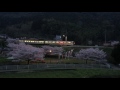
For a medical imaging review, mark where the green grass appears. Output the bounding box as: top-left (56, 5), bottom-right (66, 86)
top-left (0, 57), bottom-right (8, 62)
top-left (0, 69), bottom-right (120, 78)
top-left (0, 57), bottom-right (11, 65)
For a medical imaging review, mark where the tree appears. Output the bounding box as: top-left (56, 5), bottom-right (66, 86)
top-left (0, 38), bottom-right (7, 54)
top-left (75, 48), bottom-right (107, 64)
top-left (7, 38), bottom-right (44, 64)
top-left (42, 45), bottom-right (63, 55)
top-left (111, 43), bottom-right (120, 65)
top-left (111, 41), bottom-right (119, 46)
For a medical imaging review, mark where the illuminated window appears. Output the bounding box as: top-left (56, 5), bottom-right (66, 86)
top-left (56, 41), bottom-right (59, 43)
top-left (45, 41), bottom-right (48, 43)
top-left (52, 41), bottom-right (54, 43)
top-left (39, 41), bottom-right (44, 43)
top-left (60, 41), bottom-right (63, 43)
top-left (49, 41), bottom-right (52, 43)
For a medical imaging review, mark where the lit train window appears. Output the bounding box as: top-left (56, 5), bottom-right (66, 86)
top-left (52, 41), bottom-right (55, 43)
top-left (56, 41), bottom-right (59, 43)
top-left (45, 41), bottom-right (48, 43)
top-left (60, 41), bottom-right (63, 43)
top-left (49, 41), bottom-right (52, 43)
top-left (39, 41), bottom-right (44, 43)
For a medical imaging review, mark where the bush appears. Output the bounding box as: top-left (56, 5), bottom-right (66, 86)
top-left (111, 43), bottom-right (120, 65)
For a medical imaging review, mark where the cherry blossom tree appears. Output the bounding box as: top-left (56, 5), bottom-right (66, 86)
top-left (75, 48), bottom-right (107, 64)
top-left (111, 41), bottom-right (119, 46)
top-left (41, 45), bottom-right (54, 55)
top-left (6, 38), bottom-right (19, 44)
top-left (42, 45), bottom-right (63, 55)
top-left (41, 45), bottom-right (64, 60)
top-left (7, 38), bottom-right (44, 64)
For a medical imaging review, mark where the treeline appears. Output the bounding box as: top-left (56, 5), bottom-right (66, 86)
top-left (0, 12), bottom-right (120, 45)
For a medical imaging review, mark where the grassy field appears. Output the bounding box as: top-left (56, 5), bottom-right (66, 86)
top-left (0, 68), bottom-right (120, 78)
top-left (0, 47), bottom-right (118, 78)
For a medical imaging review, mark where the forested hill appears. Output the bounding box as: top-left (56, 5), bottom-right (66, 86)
top-left (0, 12), bottom-right (120, 45)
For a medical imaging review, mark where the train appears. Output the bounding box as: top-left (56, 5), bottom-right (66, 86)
top-left (19, 39), bottom-right (75, 46)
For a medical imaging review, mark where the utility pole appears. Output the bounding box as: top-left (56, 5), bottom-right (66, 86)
top-left (65, 36), bottom-right (67, 41)
top-left (65, 29), bottom-right (67, 41)
top-left (105, 29), bottom-right (106, 43)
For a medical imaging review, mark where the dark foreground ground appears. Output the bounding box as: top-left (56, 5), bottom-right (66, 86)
top-left (0, 68), bottom-right (120, 78)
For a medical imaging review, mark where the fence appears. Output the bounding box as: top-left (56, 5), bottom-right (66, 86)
top-left (0, 64), bottom-right (109, 72)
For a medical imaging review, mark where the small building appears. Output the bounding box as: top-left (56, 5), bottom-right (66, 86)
top-left (54, 35), bottom-right (62, 41)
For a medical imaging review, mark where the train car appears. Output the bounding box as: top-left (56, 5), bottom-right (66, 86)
top-left (44, 40), bottom-right (75, 46)
top-left (19, 40), bottom-right (75, 46)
